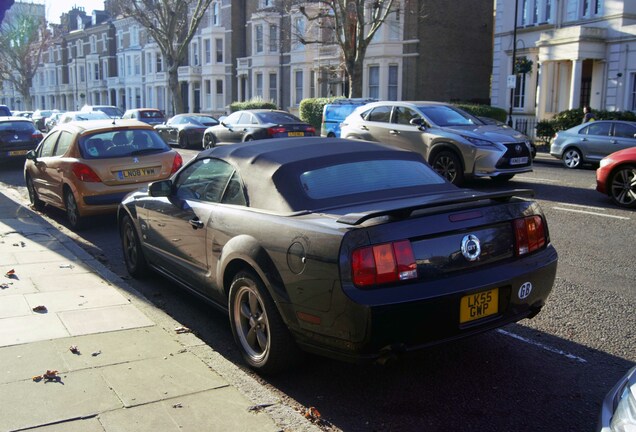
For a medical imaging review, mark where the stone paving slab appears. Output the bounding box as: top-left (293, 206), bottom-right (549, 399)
top-left (98, 386), bottom-right (280, 432)
top-left (100, 352), bottom-right (228, 407)
top-left (0, 293), bottom-right (32, 318)
top-left (59, 304), bottom-right (154, 336)
top-left (30, 272), bottom-right (114, 293)
top-left (24, 286), bottom-right (130, 313)
top-left (0, 368), bottom-right (123, 432)
top-left (0, 313), bottom-right (70, 347)
top-left (11, 247), bottom-right (82, 264)
top-left (32, 418), bottom-right (106, 432)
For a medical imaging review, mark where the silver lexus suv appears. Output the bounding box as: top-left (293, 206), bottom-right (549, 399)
top-left (340, 101), bottom-right (533, 185)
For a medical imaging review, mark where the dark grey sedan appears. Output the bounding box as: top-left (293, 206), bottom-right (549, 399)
top-left (155, 113), bottom-right (219, 149)
top-left (202, 109), bottom-right (315, 148)
top-left (550, 120), bottom-right (636, 169)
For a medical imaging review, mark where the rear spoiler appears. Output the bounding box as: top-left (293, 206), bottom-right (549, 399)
top-left (337, 189), bottom-right (535, 226)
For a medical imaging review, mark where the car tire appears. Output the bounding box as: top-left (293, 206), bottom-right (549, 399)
top-left (562, 148), bottom-right (582, 169)
top-left (243, 136), bottom-right (254, 142)
top-left (26, 175), bottom-right (44, 211)
top-left (120, 214), bottom-right (149, 277)
top-left (431, 151), bottom-right (464, 185)
top-left (203, 133), bottom-right (216, 149)
top-left (609, 165), bottom-right (636, 209)
top-left (64, 188), bottom-right (84, 230)
top-left (229, 270), bottom-right (298, 374)
top-left (178, 134), bottom-right (189, 149)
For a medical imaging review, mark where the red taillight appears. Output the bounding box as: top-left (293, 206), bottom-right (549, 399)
top-left (170, 153), bottom-right (183, 174)
top-left (32, 132), bottom-right (43, 141)
top-left (71, 163), bottom-right (102, 182)
top-left (305, 126), bottom-right (316, 135)
top-left (351, 240), bottom-right (418, 288)
top-left (514, 216), bottom-right (546, 256)
top-left (267, 126), bottom-right (287, 137)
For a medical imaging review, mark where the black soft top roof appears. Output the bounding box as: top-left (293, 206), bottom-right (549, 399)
top-left (197, 137), bottom-right (454, 213)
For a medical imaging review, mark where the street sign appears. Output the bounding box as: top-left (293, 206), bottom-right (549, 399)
top-left (507, 75), bottom-right (517, 89)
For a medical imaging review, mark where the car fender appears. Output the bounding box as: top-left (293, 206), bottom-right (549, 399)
top-left (428, 141), bottom-right (468, 172)
top-left (218, 234), bottom-right (289, 303)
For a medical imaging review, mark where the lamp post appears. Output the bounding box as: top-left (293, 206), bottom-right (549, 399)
top-left (507, 0), bottom-right (519, 127)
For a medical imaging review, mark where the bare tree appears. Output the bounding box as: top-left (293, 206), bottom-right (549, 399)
top-left (114, 0), bottom-right (214, 114)
top-left (0, 12), bottom-right (50, 110)
top-left (294, 0), bottom-right (399, 98)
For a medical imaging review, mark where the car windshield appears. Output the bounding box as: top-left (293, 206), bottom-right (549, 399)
top-left (186, 115), bottom-right (218, 126)
top-left (300, 159), bottom-right (445, 200)
top-left (256, 112), bottom-right (302, 123)
top-left (96, 107), bottom-right (122, 117)
top-left (79, 129), bottom-right (170, 159)
top-left (417, 105), bottom-right (480, 127)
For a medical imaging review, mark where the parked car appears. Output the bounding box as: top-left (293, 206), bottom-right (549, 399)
top-left (598, 365), bottom-right (636, 432)
top-left (44, 111), bottom-right (66, 132)
top-left (32, 109), bottom-right (55, 131)
top-left (340, 101), bottom-right (533, 185)
top-left (0, 117), bottom-right (43, 162)
top-left (550, 120), bottom-right (636, 169)
top-left (24, 119), bottom-right (183, 229)
top-left (596, 147), bottom-right (636, 209)
top-left (118, 137), bottom-right (558, 374)
top-left (80, 105), bottom-right (124, 118)
top-left (321, 98), bottom-right (376, 138)
top-left (155, 113), bottom-right (219, 149)
top-left (478, 116), bottom-right (537, 159)
top-left (57, 111), bottom-right (110, 125)
top-left (0, 105), bottom-right (11, 116)
top-left (202, 109), bottom-right (315, 148)
top-left (12, 110), bottom-right (34, 119)
top-left (122, 108), bottom-right (166, 126)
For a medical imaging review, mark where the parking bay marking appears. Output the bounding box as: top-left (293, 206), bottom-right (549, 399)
top-left (497, 329), bottom-right (588, 363)
top-left (552, 206), bottom-right (630, 220)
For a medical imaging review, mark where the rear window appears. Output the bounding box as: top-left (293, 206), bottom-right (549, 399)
top-left (140, 110), bottom-right (164, 119)
top-left (79, 129), bottom-right (171, 159)
top-left (0, 106), bottom-right (11, 116)
top-left (300, 160), bottom-right (445, 200)
top-left (256, 112), bottom-right (302, 123)
top-left (0, 120), bottom-right (36, 133)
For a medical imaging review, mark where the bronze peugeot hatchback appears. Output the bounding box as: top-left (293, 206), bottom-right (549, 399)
top-left (24, 119), bottom-right (183, 229)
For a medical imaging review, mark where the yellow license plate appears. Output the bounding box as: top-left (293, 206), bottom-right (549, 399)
top-left (118, 167), bottom-right (156, 179)
top-left (288, 132), bottom-right (304, 137)
top-left (9, 150), bottom-right (28, 156)
top-left (459, 288), bottom-right (499, 324)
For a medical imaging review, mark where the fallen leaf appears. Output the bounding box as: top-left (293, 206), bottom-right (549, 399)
top-left (175, 326), bottom-right (192, 334)
top-left (173, 403), bottom-right (183, 408)
top-left (91, 350), bottom-right (101, 357)
top-left (32, 375), bottom-right (43, 382)
top-left (32, 305), bottom-right (48, 313)
top-left (69, 345), bottom-right (80, 355)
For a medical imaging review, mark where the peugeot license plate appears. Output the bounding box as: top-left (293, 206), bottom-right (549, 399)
top-left (117, 167), bottom-right (156, 179)
top-left (459, 288), bottom-right (499, 324)
top-left (8, 150), bottom-right (28, 156)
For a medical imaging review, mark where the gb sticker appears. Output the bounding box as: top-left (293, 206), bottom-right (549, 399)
top-left (518, 282), bottom-right (533, 299)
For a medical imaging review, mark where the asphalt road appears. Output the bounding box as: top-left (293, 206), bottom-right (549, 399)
top-left (1, 152), bottom-right (634, 432)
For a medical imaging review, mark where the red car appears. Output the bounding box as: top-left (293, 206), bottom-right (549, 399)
top-left (596, 147), bottom-right (636, 208)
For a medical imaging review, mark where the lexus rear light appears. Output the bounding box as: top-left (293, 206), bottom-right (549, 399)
top-left (72, 163), bottom-right (102, 182)
top-left (267, 126), bottom-right (287, 137)
top-left (170, 153), bottom-right (183, 174)
top-left (514, 215), bottom-right (546, 256)
top-left (352, 240), bottom-right (418, 288)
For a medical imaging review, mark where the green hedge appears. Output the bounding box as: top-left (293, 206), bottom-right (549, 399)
top-left (229, 97), bottom-right (278, 113)
top-left (535, 108), bottom-right (636, 144)
top-left (299, 97), bottom-right (341, 130)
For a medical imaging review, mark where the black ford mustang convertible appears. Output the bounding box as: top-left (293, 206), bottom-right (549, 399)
top-left (118, 137), bottom-right (557, 374)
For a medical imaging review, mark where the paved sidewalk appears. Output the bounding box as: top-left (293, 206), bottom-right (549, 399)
top-left (0, 190), bottom-right (318, 432)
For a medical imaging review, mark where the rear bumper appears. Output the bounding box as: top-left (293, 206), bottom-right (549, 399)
top-left (291, 245), bottom-right (558, 363)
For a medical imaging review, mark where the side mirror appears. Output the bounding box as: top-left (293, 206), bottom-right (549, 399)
top-left (26, 150), bottom-right (37, 162)
top-left (410, 118), bottom-right (425, 128)
top-left (149, 179), bottom-right (173, 197)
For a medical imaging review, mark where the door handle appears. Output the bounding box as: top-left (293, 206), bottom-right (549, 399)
top-left (189, 218), bottom-right (204, 229)
top-left (610, 140), bottom-right (617, 144)
top-left (389, 130), bottom-right (399, 135)
top-left (360, 126), bottom-right (369, 131)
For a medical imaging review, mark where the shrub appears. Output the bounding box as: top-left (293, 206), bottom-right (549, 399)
top-left (456, 104), bottom-right (508, 123)
top-left (229, 97), bottom-right (277, 113)
top-left (535, 120), bottom-right (557, 144)
top-left (299, 97), bottom-right (340, 130)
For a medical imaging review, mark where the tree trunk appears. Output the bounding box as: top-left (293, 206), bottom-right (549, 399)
top-left (346, 57), bottom-right (365, 98)
top-left (167, 65), bottom-right (184, 115)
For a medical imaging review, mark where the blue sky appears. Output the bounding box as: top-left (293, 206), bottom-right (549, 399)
top-left (44, 0), bottom-right (106, 24)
